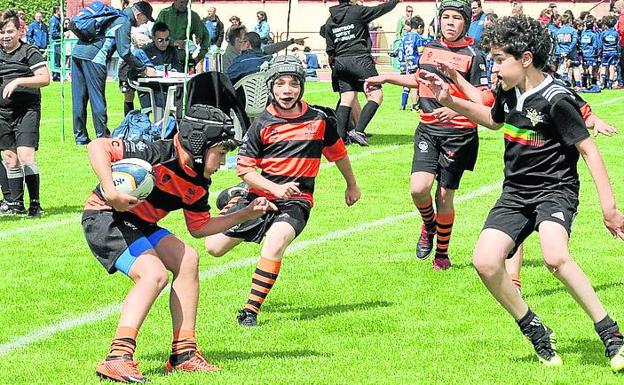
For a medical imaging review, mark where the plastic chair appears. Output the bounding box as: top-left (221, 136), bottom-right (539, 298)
top-left (233, 72), bottom-right (270, 119)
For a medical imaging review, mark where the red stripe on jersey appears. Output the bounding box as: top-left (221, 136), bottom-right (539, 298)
top-left (84, 192), bottom-right (111, 211)
top-left (420, 113), bottom-right (477, 129)
top-left (322, 140), bottom-right (347, 162)
top-left (130, 200), bottom-right (169, 223)
top-left (260, 120), bottom-right (326, 145)
top-left (259, 157), bottom-right (321, 178)
top-left (580, 103), bottom-right (592, 122)
top-left (184, 210), bottom-right (211, 232)
top-left (107, 138), bottom-right (125, 162)
top-left (153, 164), bottom-right (207, 205)
top-left (418, 47), bottom-right (473, 73)
top-left (237, 155), bottom-right (259, 176)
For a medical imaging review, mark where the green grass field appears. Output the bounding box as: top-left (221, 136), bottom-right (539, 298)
top-left (1, 81), bottom-right (624, 384)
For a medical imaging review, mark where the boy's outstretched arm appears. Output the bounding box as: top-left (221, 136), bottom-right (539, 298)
top-left (365, 73), bottom-right (419, 92)
top-left (334, 156), bottom-right (361, 206)
top-left (190, 197), bottom-right (277, 238)
top-left (576, 137), bottom-right (624, 239)
top-left (418, 70), bottom-right (502, 130)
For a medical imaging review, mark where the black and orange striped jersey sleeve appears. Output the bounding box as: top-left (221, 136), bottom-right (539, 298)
top-left (237, 120), bottom-right (263, 176)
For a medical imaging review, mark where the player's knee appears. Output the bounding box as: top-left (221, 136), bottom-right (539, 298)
top-left (205, 240), bottom-right (228, 257)
top-left (543, 253), bottom-right (569, 273)
top-left (472, 253), bottom-right (498, 278)
top-left (142, 267), bottom-right (169, 291)
top-left (410, 184), bottom-right (430, 199)
top-left (180, 246), bottom-right (199, 275)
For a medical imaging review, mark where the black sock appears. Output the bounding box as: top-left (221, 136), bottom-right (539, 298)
top-left (517, 308), bottom-right (542, 334)
top-left (23, 163), bottom-right (40, 204)
top-left (6, 166), bottom-right (24, 205)
top-left (595, 315), bottom-right (617, 334)
top-left (354, 100), bottom-right (380, 133)
top-left (124, 101), bottom-right (134, 116)
top-left (0, 161), bottom-right (9, 200)
top-left (336, 105), bottom-right (352, 139)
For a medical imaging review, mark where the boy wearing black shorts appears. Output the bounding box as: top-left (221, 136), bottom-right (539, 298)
top-left (324, 0), bottom-right (400, 146)
top-left (84, 106), bottom-right (275, 382)
top-left (204, 56), bottom-right (361, 327)
top-left (421, 15), bottom-right (624, 370)
top-left (0, 11), bottom-right (50, 216)
top-left (365, 0), bottom-right (493, 270)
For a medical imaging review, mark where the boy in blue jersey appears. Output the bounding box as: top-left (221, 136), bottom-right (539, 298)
top-left (556, 14), bottom-right (581, 88)
top-left (598, 15), bottom-right (621, 89)
top-left (421, 14), bottom-right (624, 371)
top-left (399, 16), bottom-right (428, 111)
top-left (580, 16), bottom-right (600, 90)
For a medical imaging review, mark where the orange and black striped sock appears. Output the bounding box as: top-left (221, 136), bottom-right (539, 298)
top-left (416, 197), bottom-right (436, 231)
top-left (435, 211), bottom-right (455, 259)
top-left (171, 329), bottom-right (197, 357)
top-left (244, 257), bottom-right (282, 314)
top-left (107, 326), bottom-right (138, 359)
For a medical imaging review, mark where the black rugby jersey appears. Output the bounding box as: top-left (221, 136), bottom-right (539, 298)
top-left (491, 75), bottom-right (590, 196)
top-left (0, 42), bottom-right (47, 107)
top-left (415, 37), bottom-right (490, 136)
top-left (84, 136), bottom-right (212, 233)
top-left (237, 101), bottom-right (347, 206)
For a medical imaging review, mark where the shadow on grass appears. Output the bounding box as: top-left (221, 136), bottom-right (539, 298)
top-left (367, 134), bottom-right (414, 146)
top-left (514, 338), bottom-right (605, 367)
top-left (263, 300), bottom-right (393, 321)
top-left (141, 349), bottom-right (324, 375)
top-left (0, 204), bottom-right (83, 223)
top-left (526, 281), bottom-right (624, 299)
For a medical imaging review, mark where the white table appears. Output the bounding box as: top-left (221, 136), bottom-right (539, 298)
top-left (130, 76), bottom-right (192, 138)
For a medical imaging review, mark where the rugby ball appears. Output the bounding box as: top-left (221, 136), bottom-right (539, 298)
top-left (101, 158), bottom-right (155, 200)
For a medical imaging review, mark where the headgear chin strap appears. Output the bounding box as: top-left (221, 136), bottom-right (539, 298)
top-left (438, 0), bottom-right (472, 41)
top-left (178, 105), bottom-right (239, 173)
top-left (262, 55), bottom-right (306, 110)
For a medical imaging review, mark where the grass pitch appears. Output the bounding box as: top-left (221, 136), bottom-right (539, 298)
top-left (1, 82), bottom-right (624, 384)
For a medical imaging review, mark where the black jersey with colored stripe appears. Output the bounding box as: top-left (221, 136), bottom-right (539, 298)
top-left (416, 38), bottom-right (489, 136)
top-left (84, 136), bottom-right (212, 233)
top-left (236, 102), bottom-right (347, 206)
top-left (491, 75), bottom-right (590, 197)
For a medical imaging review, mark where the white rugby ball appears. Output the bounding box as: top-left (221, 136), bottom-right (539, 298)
top-left (101, 158), bottom-right (155, 200)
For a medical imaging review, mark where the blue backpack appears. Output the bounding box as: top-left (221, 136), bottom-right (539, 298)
top-left (112, 111), bottom-right (177, 144)
top-left (69, 1), bottom-right (123, 42)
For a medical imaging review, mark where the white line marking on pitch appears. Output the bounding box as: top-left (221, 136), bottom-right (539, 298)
top-left (0, 145), bottom-right (408, 239)
top-left (0, 181), bottom-right (501, 357)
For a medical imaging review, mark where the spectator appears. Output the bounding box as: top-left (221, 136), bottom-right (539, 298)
top-left (49, 5), bottom-right (61, 81)
top-left (303, 46), bottom-right (320, 78)
top-left (0, 10), bottom-right (51, 217)
top-left (549, 2), bottom-right (559, 16)
top-left (226, 15), bottom-right (241, 38)
top-left (563, 10), bottom-right (575, 21)
top-left (599, 15), bottom-right (620, 88)
top-left (226, 31), bottom-right (272, 84)
top-left (203, 7), bottom-right (224, 49)
top-left (511, 2), bottom-right (523, 16)
top-left (156, 0), bottom-right (211, 73)
top-left (71, 1), bottom-right (155, 145)
top-left (253, 11), bottom-right (271, 47)
top-left (291, 46), bottom-right (305, 62)
top-left (17, 10), bottom-right (26, 42)
top-left (396, 5), bottom-right (413, 39)
top-left (555, 14), bottom-right (581, 87)
top-left (222, 24), bottom-right (247, 72)
top-left (537, 8), bottom-right (553, 26)
top-left (27, 11), bottom-right (48, 51)
top-left (133, 22), bottom-right (183, 110)
top-left (468, 0), bottom-right (486, 45)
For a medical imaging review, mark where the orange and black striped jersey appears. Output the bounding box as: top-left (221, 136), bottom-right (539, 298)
top-left (416, 37), bottom-right (491, 136)
top-left (237, 101), bottom-right (347, 206)
top-left (83, 135), bottom-right (212, 233)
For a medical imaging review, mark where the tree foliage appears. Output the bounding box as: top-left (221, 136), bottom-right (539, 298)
top-left (0, 0), bottom-right (60, 22)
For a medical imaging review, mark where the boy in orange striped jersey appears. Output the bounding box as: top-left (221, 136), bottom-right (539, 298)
top-left (205, 55), bottom-right (361, 326)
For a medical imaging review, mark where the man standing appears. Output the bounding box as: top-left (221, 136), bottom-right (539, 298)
top-left (49, 5), bottom-right (61, 81)
top-left (468, 0), bottom-right (486, 45)
top-left (156, 0), bottom-right (210, 72)
top-left (396, 5), bottom-right (413, 39)
top-left (203, 7), bottom-right (224, 49)
top-left (615, 0), bottom-right (624, 87)
top-left (27, 12), bottom-right (48, 51)
top-left (226, 32), bottom-right (272, 84)
top-left (325, 0), bottom-right (401, 146)
top-left (71, 1), bottom-right (155, 145)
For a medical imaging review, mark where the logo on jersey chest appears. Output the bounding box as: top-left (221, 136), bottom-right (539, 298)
top-left (525, 108), bottom-right (545, 127)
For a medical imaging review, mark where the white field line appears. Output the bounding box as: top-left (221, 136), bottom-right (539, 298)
top-left (0, 144), bottom-right (408, 239)
top-left (0, 180), bottom-right (501, 357)
top-left (593, 95), bottom-right (624, 107)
